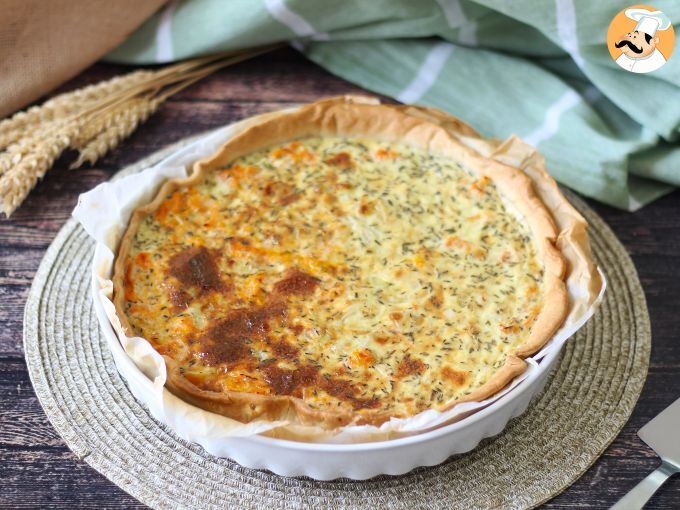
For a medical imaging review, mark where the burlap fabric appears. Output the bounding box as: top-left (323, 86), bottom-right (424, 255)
top-left (0, 0), bottom-right (164, 118)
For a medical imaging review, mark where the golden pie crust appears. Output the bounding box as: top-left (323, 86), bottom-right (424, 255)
top-left (112, 96), bottom-right (600, 434)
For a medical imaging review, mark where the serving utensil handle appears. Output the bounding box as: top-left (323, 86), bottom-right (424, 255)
top-left (611, 460), bottom-right (678, 509)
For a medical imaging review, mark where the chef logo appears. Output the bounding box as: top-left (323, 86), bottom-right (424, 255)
top-left (607, 5), bottom-right (674, 73)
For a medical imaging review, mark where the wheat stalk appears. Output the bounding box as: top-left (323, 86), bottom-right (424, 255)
top-left (70, 98), bottom-right (144, 149)
top-left (0, 44), bottom-right (281, 217)
top-left (70, 96), bottom-right (162, 169)
top-left (0, 119), bottom-right (81, 216)
top-left (0, 70), bottom-right (156, 151)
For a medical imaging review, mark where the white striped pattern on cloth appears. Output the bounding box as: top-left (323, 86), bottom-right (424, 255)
top-left (556, 0), bottom-right (585, 68)
top-left (103, 0), bottom-right (680, 210)
top-left (436, 0), bottom-right (478, 45)
top-left (628, 194), bottom-right (643, 211)
top-left (155, 0), bottom-right (178, 63)
top-left (264, 0), bottom-right (329, 40)
top-left (396, 41), bottom-right (454, 104)
top-left (523, 89), bottom-right (581, 146)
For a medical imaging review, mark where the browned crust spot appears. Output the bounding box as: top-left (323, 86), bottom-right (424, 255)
top-left (261, 363), bottom-right (318, 396)
top-left (197, 302), bottom-right (285, 366)
top-left (396, 355), bottom-right (426, 379)
top-left (168, 246), bottom-right (228, 294)
top-left (324, 151), bottom-right (353, 169)
top-left (272, 268), bottom-right (320, 297)
top-left (441, 366), bottom-right (471, 387)
top-left (168, 287), bottom-right (191, 312)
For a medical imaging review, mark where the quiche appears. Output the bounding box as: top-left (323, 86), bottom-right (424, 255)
top-left (113, 96), bottom-right (588, 432)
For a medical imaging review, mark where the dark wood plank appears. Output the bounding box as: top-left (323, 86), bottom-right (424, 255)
top-left (0, 358), bottom-right (66, 448)
top-left (1, 448), bottom-right (146, 509)
top-left (1, 48), bottom-right (679, 508)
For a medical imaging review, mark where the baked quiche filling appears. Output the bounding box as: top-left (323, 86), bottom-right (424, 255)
top-left (121, 137), bottom-right (545, 420)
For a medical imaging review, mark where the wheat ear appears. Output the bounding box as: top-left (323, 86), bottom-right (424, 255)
top-left (70, 96), bottom-right (162, 169)
top-left (0, 119), bottom-right (82, 216)
top-left (0, 70), bottom-right (156, 151)
top-left (0, 44), bottom-right (281, 217)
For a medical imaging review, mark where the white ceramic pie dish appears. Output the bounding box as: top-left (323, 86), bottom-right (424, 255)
top-left (91, 271), bottom-right (603, 480)
top-left (81, 110), bottom-right (606, 480)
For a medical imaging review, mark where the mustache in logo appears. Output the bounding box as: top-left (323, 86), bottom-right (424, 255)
top-left (615, 39), bottom-right (643, 54)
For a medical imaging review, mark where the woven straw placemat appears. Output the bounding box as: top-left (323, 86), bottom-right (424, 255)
top-left (24, 140), bottom-right (651, 509)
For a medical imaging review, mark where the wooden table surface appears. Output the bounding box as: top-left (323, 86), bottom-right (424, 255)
top-left (1, 48), bottom-right (679, 509)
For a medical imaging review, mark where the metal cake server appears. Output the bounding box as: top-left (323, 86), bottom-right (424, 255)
top-left (611, 397), bottom-right (680, 509)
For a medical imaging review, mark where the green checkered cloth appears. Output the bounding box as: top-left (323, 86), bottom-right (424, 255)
top-left (108, 0), bottom-right (680, 210)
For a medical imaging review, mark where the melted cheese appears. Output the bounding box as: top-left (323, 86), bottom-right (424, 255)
top-left (122, 137), bottom-right (544, 418)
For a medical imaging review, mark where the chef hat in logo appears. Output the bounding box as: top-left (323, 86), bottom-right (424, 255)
top-left (625, 8), bottom-right (672, 36)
